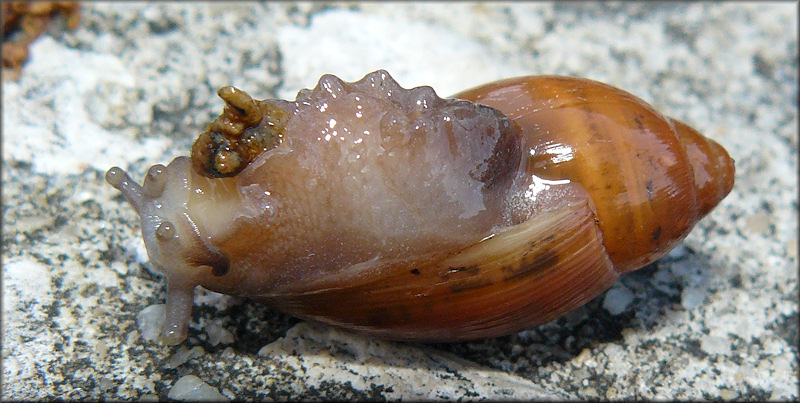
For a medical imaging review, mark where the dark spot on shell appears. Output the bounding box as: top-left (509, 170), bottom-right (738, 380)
top-left (652, 225), bottom-right (662, 241)
top-left (503, 249), bottom-right (559, 282)
top-left (634, 115), bottom-right (645, 131)
top-left (365, 307), bottom-right (393, 327)
top-left (445, 266), bottom-right (479, 276)
top-left (449, 278), bottom-right (493, 293)
top-left (365, 306), bottom-right (411, 327)
top-left (645, 180), bottom-right (654, 198)
top-left (439, 266), bottom-right (489, 292)
top-left (410, 268), bottom-right (421, 275)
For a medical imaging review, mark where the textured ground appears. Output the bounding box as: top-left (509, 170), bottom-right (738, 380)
top-left (3, 3), bottom-right (797, 400)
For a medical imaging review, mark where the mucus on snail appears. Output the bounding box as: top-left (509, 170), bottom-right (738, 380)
top-left (106, 69), bottom-right (735, 345)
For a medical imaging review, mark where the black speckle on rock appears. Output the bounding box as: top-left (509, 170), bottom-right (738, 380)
top-left (53, 214), bottom-right (68, 229)
top-left (752, 53), bottom-right (774, 78)
top-left (213, 302), bottom-right (300, 355)
top-left (12, 160), bottom-right (32, 170)
top-left (682, 337), bottom-right (708, 359)
top-left (768, 312), bottom-right (799, 351)
top-left (729, 273), bottom-right (743, 288)
top-left (300, 380), bottom-right (388, 401)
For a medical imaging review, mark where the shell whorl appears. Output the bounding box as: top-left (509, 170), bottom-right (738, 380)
top-left (454, 76), bottom-right (735, 272)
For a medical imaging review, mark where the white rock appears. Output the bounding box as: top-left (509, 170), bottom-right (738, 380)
top-left (276, 9), bottom-right (527, 100)
top-left (257, 321), bottom-right (567, 400)
top-left (165, 346), bottom-right (205, 369)
top-left (2, 37), bottom-right (169, 175)
top-left (206, 323), bottom-right (235, 346)
top-left (167, 375), bottom-right (228, 401)
top-left (603, 285), bottom-right (635, 315)
top-left (137, 304), bottom-right (166, 342)
top-left (700, 334), bottom-right (732, 356)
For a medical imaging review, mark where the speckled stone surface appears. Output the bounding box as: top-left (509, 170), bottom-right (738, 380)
top-left (3, 3), bottom-right (797, 400)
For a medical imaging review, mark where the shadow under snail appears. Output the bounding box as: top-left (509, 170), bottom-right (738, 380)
top-left (106, 70), bottom-right (735, 345)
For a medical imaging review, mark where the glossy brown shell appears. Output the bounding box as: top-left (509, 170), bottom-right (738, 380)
top-left (456, 76), bottom-right (735, 273)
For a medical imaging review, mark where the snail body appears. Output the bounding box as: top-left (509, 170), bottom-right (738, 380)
top-left (106, 70), bottom-right (734, 345)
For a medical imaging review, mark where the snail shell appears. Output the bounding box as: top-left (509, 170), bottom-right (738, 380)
top-left (106, 70), bottom-right (734, 345)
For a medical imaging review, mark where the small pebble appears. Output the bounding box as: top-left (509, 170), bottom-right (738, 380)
top-left (167, 375), bottom-right (228, 401)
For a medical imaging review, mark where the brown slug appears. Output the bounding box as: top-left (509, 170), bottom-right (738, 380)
top-left (106, 70), bottom-right (734, 345)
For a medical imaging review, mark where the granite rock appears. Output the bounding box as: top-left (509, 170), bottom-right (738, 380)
top-left (3, 3), bottom-right (796, 400)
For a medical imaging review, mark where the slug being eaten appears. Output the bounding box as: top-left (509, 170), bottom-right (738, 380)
top-left (106, 70), bottom-right (734, 345)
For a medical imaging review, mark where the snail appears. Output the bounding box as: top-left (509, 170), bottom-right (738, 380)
top-left (106, 70), bottom-right (734, 345)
